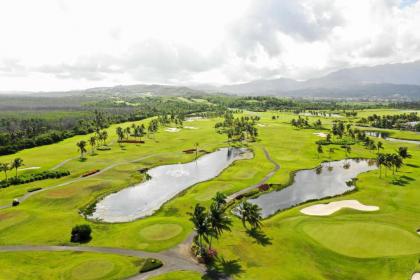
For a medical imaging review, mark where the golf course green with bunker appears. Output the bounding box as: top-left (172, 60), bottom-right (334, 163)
top-left (0, 109), bottom-right (419, 279)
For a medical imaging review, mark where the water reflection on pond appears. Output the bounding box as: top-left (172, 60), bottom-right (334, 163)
top-left (244, 159), bottom-right (377, 218)
top-left (89, 147), bottom-right (251, 222)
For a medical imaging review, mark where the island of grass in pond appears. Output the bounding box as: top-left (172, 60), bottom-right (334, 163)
top-left (89, 147), bottom-right (252, 222)
top-left (244, 159), bottom-right (377, 218)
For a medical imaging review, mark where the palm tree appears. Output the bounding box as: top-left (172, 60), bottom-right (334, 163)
top-left (89, 136), bottom-right (96, 155)
top-left (317, 144), bottom-right (323, 159)
top-left (207, 201), bottom-right (231, 249)
top-left (124, 127), bottom-right (131, 140)
top-left (116, 127), bottom-right (124, 144)
top-left (397, 147), bottom-right (411, 159)
top-left (391, 154), bottom-right (403, 174)
top-left (238, 201), bottom-right (262, 230)
top-left (188, 204), bottom-right (210, 255)
top-left (0, 162), bottom-right (10, 180)
top-left (195, 142), bottom-right (199, 160)
top-left (377, 153), bottom-right (385, 178)
top-left (102, 131), bottom-right (108, 145)
top-left (11, 158), bottom-right (24, 178)
top-left (212, 192), bottom-right (227, 208)
top-left (377, 141), bottom-right (383, 154)
top-left (76, 141), bottom-right (87, 159)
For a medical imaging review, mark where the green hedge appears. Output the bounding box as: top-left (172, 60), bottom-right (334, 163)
top-left (0, 170), bottom-right (70, 188)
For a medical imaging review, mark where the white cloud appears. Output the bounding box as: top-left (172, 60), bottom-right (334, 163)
top-left (0, 0), bottom-right (419, 91)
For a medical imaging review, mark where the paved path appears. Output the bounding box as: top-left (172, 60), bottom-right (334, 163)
top-left (227, 147), bottom-right (280, 202)
top-left (0, 152), bottom-right (181, 210)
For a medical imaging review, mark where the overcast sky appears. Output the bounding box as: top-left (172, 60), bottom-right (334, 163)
top-left (0, 0), bottom-right (419, 91)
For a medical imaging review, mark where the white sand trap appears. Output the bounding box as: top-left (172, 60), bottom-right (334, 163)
top-left (412, 273), bottom-right (420, 280)
top-left (19, 167), bottom-right (41, 171)
top-left (313, 132), bottom-right (327, 138)
top-left (300, 200), bottom-right (379, 216)
top-left (184, 126), bottom-right (198, 130)
top-left (257, 124), bottom-right (266, 127)
top-left (165, 128), bottom-right (180, 133)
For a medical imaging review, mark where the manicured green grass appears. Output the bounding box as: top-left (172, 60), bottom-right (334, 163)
top-left (0, 251), bottom-right (144, 280)
top-left (0, 110), bottom-right (419, 279)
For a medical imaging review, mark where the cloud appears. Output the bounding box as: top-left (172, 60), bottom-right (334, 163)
top-left (0, 0), bottom-right (419, 91)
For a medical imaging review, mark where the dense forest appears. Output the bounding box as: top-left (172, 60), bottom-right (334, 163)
top-left (357, 113), bottom-right (420, 131)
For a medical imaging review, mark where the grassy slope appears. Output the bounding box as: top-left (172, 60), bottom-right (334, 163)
top-left (0, 251), bottom-right (144, 280)
top-left (0, 109), bottom-right (419, 279)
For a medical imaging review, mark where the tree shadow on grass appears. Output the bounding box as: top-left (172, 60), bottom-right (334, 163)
top-left (391, 175), bottom-right (415, 186)
top-left (246, 228), bottom-right (272, 246)
top-left (406, 163), bottom-right (419, 168)
top-left (204, 256), bottom-right (244, 279)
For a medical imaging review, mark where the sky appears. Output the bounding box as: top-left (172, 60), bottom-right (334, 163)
top-left (0, 0), bottom-right (419, 91)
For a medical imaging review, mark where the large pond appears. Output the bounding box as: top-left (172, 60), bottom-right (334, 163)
top-left (89, 147), bottom-right (252, 222)
top-left (365, 131), bottom-right (420, 145)
top-left (243, 159), bottom-right (377, 218)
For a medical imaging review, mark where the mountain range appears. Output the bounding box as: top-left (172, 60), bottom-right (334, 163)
top-left (2, 61), bottom-right (420, 100)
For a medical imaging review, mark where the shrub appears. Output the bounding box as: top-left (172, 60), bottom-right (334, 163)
top-left (140, 258), bottom-right (163, 273)
top-left (97, 146), bottom-right (111, 151)
top-left (12, 199), bottom-right (20, 206)
top-left (70, 224), bottom-right (92, 243)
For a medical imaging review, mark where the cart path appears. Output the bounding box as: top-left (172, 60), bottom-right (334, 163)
top-left (0, 233), bottom-right (205, 279)
top-left (227, 146), bottom-right (280, 202)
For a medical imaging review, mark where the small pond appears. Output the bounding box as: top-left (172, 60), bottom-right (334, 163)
top-left (89, 147), bottom-right (252, 222)
top-left (242, 159), bottom-right (377, 218)
top-left (365, 131), bottom-right (420, 145)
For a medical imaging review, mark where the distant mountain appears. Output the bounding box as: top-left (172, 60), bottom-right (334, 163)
top-left (205, 61), bottom-right (420, 99)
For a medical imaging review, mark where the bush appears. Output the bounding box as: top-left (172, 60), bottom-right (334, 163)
top-left (70, 224), bottom-right (92, 243)
top-left (0, 169), bottom-right (70, 189)
top-left (81, 169), bottom-right (100, 177)
top-left (12, 199), bottom-right (20, 207)
top-left (97, 146), bottom-right (111, 151)
top-left (140, 258), bottom-right (163, 273)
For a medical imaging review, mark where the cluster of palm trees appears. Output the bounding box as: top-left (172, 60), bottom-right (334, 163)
top-left (188, 192), bottom-right (232, 258)
top-left (116, 124), bottom-right (146, 144)
top-left (215, 112), bottom-right (259, 143)
top-left (376, 147), bottom-right (410, 177)
top-left (0, 158), bottom-right (24, 181)
top-left (76, 130), bottom-right (109, 159)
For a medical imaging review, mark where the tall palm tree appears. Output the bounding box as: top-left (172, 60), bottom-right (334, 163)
top-left (391, 154), bottom-right (403, 174)
top-left (397, 147), bottom-right (411, 159)
top-left (76, 141), bottom-right (87, 159)
top-left (212, 192), bottom-right (227, 208)
top-left (377, 153), bottom-right (385, 178)
top-left (11, 158), bottom-right (24, 178)
top-left (188, 204), bottom-right (210, 255)
top-left (207, 201), bottom-right (231, 249)
top-left (238, 201), bottom-right (262, 230)
top-left (89, 136), bottom-right (96, 155)
top-left (195, 142), bottom-right (199, 160)
top-left (116, 127), bottom-right (124, 143)
top-left (124, 127), bottom-right (131, 140)
top-left (317, 144), bottom-right (323, 159)
top-left (377, 141), bottom-right (383, 154)
top-left (102, 131), bottom-right (108, 145)
top-left (0, 162), bottom-right (10, 180)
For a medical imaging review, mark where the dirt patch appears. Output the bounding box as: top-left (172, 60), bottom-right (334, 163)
top-left (46, 187), bottom-right (79, 198)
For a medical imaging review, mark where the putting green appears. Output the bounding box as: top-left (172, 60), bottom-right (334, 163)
top-left (140, 223), bottom-right (183, 241)
top-left (302, 222), bottom-right (420, 258)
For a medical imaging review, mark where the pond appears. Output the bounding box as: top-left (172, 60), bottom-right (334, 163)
top-left (89, 147), bottom-right (252, 222)
top-left (242, 159), bottom-right (377, 218)
top-left (365, 131), bottom-right (420, 145)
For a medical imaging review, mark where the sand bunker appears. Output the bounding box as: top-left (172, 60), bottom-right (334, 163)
top-left (165, 128), bottom-right (180, 133)
top-left (300, 200), bottom-right (379, 216)
top-left (184, 126), bottom-right (198, 129)
top-left (257, 124), bottom-right (266, 127)
top-left (19, 167), bottom-right (41, 171)
top-left (313, 132), bottom-right (327, 138)
top-left (412, 273), bottom-right (420, 280)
